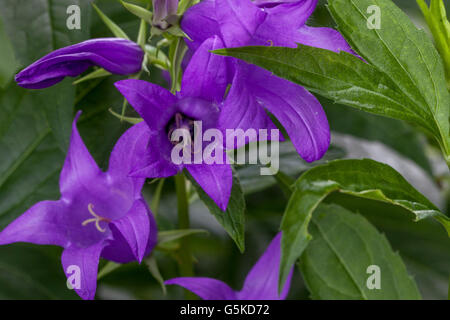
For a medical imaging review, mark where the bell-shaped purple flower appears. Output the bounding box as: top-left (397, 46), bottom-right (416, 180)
top-left (115, 36), bottom-right (245, 211)
top-left (165, 232), bottom-right (294, 300)
top-left (15, 38), bottom-right (144, 89)
top-left (152, 0), bottom-right (179, 29)
top-left (0, 112), bottom-right (157, 300)
top-left (181, 0), bottom-right (356, 162)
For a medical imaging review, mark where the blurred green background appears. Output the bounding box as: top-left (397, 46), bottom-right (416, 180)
top-left (0, 0), bottom-right (449, 300)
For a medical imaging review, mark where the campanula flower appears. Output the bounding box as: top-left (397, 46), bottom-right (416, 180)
top-left (165, 232), bottom-right (293, 299)
top-left (152, 0), bottom-right (179, 29)
top-left (15, 38), bottom-right (144, 89)
top-left (0, 112), bottom-right (157, 300)
top-left (115, 36), bottom-right (242, 210)
top-left (181, 0), bottom-right (355, 162)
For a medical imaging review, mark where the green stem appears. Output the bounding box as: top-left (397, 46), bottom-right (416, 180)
top-left (174, 173), bottom-right (195, 298)
top-left (151, 178), bottom-right (165, 216)
top-left (274, 170), bottom-right (294, 198)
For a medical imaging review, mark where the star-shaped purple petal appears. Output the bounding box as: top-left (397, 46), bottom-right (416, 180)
top-left (165, 232), bottom-right (293, 300)
top-left (0, 112), bottom-right (157, 300)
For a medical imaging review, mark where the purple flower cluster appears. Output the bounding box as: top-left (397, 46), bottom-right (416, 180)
top-left (2, 0), bottom-right (354, 300)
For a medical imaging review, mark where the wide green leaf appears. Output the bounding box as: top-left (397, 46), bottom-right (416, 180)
top-left (237, 142), bottom-right (345, 194)
top-left (328, 0), bottom-right (450, 159)
top-left (0, 244), bottom-right (78, 299)
top-left (300, 203), bottom-right (421, 300)
top-left (0, 0), bottom-right (92, 152)
top-left (215, 0), bottom-right (450, 164)
top-left (279, 158), bottom-right (450, 291)
top-left (329, 194), bottom-right (450, 299)
top-left (0, 0), bottom-right (91, 67)
top-left (0, 15), bottom-right (16, 88)
top-left (0, 84), bottom-right (63, 229)
top-left (186, 170), bottom-right (246, 253)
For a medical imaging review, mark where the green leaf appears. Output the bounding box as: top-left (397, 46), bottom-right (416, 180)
top-left (92, 2), bottom-right (130, 39)
top-left (0, 0), bottom-right (91, 67)
top-left (73, 68), bottom-right (112, 85)
top-left (215, 0), bottom-right (450, 164)
top-left (0, 0), bottom-right (92, 152)
top-left (121, 0), bottom-right (153, 24)
top-left (145, 45), bottom-right (171, 70)
top-left (214, 46), bottom-right (432, 138)
top-left (97, 261), bottom-right (121, 280)
top-left (236, 142), bottom-right (345, 194)
top-left (186, 170), bottom-right (246, 253)
top-left (36, 79), bottom-right (75, 152)
top-left (157, 229), bottom-right (208, 247)
top-left (279, 158), bottom-right (450, 292)
top-left (330, 194), bottom-right (450, 299)
top-left (328, 0), bottom-right (450, 161)
top-left (324, 101), bottom-right (432, 174)
top-left (0, 15), bottom-right (16, 88)
top-left (417, 0), bottom-right (450, 88)
top-left (300, 203), bottom-right (421, 300)
top-left (0, 244), bottom-right (78, 299)
top-left (0, 84), bottom-right (63, 229)
top-left (144, 256), bottom-right (166, 295)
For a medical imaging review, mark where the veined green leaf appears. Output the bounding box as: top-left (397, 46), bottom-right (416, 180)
top-left (279, 159), bottom-right (450, 292)
top-left (328, 0), bottom-right (450, 161)
top-left (215, 0), bottom-right (450, 164)
top-left (215, 45), bottom-right (434, 136)
top-left (300, 203), bottom-right (421, 300)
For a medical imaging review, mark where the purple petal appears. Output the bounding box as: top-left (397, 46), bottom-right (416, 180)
top-left (130, 156), bottom-right (181, 179)
top-left (165, 277), bottom-right (237, 300)
top-left (115, 79), bottom-right (177, 131)
top-left (153, 0), bottom-right (179, 27)
top-left (59, 111), bottom-right (102, 200)
top-left (252, 0), bottom-right (317, 47)
top-left (62, 242), bottom-right (107, 300)
top-left (247, 65), bottom-right (330, 162)
top-left (215, 0), bottom-right (267, 47)
top-left (181, 36), bottom-right (229, 103)
top-left (254, 0), bottom-right (300, 6)
top-left (186, 163), bottom-right (232, 211)
top-left (238, 232), bottom-right (293, 300)
top-left (181, 0), bottom-right (220, 51)
top-left (0, 200), bottom-right (69, 247)
top-left (219, 62), bottom-right (282, 149)
top-left (16, 38), bottom-right (144, 89)
top-left (115, 79), bottom-right (181, 178)
top-left (102, 199), bottom-right (157, 263)
top-left (295, 25), bottom-right (355, 54)
top-left (108, 122), bottom-right (151, 198)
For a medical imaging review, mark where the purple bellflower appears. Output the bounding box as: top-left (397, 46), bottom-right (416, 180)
top-left (165, 232), bottom-right (293, 300)
top-left (152, 0), bottom-right (179, 29)
top-left (15, 38), bottom-right (144, 89)
top-left (0, 112), bottom-right (157, 300)
top-left (181, 0), bottom-right (355, 162)
top-left (115, 36), bottom-right (242, 211)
